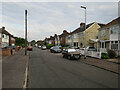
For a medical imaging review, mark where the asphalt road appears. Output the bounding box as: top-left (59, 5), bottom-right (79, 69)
top-left (28, 47), bottom-right (118, 88)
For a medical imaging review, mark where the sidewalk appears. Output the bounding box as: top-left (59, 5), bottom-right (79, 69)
top-left (2, 49), bottom-right (29, 88)
top-left (81, 56), bottom-right (119, 74)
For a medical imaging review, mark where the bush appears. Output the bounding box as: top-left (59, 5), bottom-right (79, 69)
top-left (107, 50), bottom-right (116, 58)
top-left (101, 53), bottom-right (110, 59)
top-left (46, 44), bottom-right (54, 49)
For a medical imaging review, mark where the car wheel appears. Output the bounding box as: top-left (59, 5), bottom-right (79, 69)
top-left (68, 56), bottom-right (71, 60)
top-left (63, 55), bottom-right (65, 58)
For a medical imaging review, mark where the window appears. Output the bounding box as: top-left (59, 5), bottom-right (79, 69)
top-left (102, 42), bottom-right (104, 48)
top-left (73, 33), bottom-right (78, 38)
top-left (80, 32), bottom-right (83, 38)
top-left (0, 33), bottom-right (1, 38)
top-left (74, 42), bottom-right (78, 47)
top-left (119, 41), bottom-right (120, 50)
top-left (111, 41), bottom-right (118, 50)
top-left (101, 30), bottom-right (105, 36)
top-left (110, 25), bottom-right (119, 34)
top-left (67, 35), bottom-right (71, 40)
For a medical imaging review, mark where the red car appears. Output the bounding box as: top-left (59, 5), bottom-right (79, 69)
top-left (27, 46), bottom-right (32, 51)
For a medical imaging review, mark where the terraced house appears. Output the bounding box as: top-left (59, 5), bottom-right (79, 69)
top-left (66, 22), bottom-right (105, 49)
top-left (98, 17), bottom-right (120, 55)
top-left (54, 30), bottom-right (69, 46)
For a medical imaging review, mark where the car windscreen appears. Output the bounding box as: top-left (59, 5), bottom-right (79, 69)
top-left (68, 49), bottom-right (76, 52)
top-left (54, 47), bottom-right (59, 49)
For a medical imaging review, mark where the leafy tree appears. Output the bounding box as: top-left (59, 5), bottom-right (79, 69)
top-left (15, 37), bottom-right (28, 47)
top-left (30, 40), bottom-right (36, 46)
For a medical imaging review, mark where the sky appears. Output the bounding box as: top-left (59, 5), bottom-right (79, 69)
top-left (1, 2), bottom-right (118, 41)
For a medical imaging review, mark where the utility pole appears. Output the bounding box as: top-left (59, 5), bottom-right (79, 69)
top-left (25, 10), bottom-right (27, 55)
top-left (81, 6), bottom-right (87, 59)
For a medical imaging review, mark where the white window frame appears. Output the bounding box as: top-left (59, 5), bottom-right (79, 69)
top-left (73, 33), bottom-right (78, 39)
top-left (101, 29), bottom-right (105, 36)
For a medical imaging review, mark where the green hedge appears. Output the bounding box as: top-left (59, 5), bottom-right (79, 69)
top-left (46, 44), bottom-right (54, 49)
top-left (101, 53), bottom-right (110, 59)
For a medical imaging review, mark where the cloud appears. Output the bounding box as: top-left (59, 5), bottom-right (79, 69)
top-left (1, 2), bottom-right (118, 41)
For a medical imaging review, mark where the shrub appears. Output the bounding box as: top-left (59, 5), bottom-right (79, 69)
top-left (107, 50), bottom-right (116, 58)
top-left (46, 44), bottom-right (54, 49)
top-left (101, 53), bottom-right (110, 59)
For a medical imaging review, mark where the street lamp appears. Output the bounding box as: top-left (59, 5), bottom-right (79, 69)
top-left (81, 6), bottom-right (87, 59)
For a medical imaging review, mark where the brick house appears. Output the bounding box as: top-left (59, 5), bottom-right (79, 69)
top-left (36, 40), bottom-right (44, 46)
top-left (48, 36), bottom-right (55, 45)
top-left (54, 30), bottom-right (69, 46)
top-left (65, 22), bottom-right (105, 48)
top-left (59, 30), bottom-right (69, 46)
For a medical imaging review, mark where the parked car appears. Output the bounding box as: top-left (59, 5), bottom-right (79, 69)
top-left (62, 48), bottom-right (81, 60)
top-left (81, 46), bottom-right (97, 51)
top-left (38, 45), bottom-right (41, 48)
top-left (55, 45), bottom-right (62, 50)
top-left (17, 46), bottom-right (21, 50)
top-left (41, 45), bottom-right (47, 50)
top-left (27, 45), bottom-right (33, 51)
top-left (50, 46), bottom-right (62, 53)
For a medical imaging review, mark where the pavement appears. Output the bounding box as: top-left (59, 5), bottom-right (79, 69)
top-left (28, 47), bottom-right (118, 88)
top-left (2, 49), bottom-right (29, 88)
top-left (80, 57), bottom-right (119, 74)
top-left (52, 50), bottom-right (119, 74)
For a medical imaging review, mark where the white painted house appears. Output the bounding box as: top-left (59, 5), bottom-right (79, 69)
top-left (0, 27), bottom-right (10, 48)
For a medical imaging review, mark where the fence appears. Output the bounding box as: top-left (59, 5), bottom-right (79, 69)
top-left (79, 50), bottom-right (101, 59)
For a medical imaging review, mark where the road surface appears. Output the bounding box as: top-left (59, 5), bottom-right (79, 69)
top-left (28, 47), bottom-right (118, 88)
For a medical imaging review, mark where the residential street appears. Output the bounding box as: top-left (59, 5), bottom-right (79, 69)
top-left (28, 47), bottom-right (118, 88)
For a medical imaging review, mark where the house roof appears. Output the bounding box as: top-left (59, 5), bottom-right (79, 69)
top-left (99, 17), bottom-right (120, 29)
top-left (59, 30), bottom-right (69, 38)
top-left (69, 22), bottom-right (105, 35)
top-left (0, 27), bottom-right (11, 35)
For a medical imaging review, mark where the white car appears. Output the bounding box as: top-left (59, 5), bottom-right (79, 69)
top-left (38, 45), bottom-right (41, 48)
top-left (41, 46), bottom-right (47, 50)
top-left (81, 46), bottom-right (97, 51)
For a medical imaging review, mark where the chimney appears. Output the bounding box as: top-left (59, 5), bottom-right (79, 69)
top-left (50, 36), bottom-right (52, 38)
top-left (80, 23), bottom-right (85, 27)
top-left (2, 26), bottom-right (5, 30)
top-left (54, 34), bottom-right (57, 37)
top-left (63, 30), bottom-right (68, 34)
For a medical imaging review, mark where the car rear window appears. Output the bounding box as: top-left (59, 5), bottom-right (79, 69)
top-left (89, 47), bottom-right (95, 49)
top-left (68, 49), bottom-right (76, 52)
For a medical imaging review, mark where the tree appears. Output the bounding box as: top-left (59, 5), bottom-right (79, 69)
top-left (30, 40), bottom-right (36, 46)
top-left (15, 37), bottom-right (27, 47)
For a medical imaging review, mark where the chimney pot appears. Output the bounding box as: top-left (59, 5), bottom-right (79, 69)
top-left (2, 26), bottom-right (5, 30)
top-left (80, 23), bottom-right (85, 27)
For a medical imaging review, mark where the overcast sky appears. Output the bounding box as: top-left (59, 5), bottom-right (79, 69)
top-left (1, 2), bottom-right (118, 41)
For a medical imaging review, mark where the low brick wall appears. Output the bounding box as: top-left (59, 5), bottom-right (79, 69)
top-left (1, 47), bottom-right (23, 56)
top-left (2, 49), bottom-right (13, 56)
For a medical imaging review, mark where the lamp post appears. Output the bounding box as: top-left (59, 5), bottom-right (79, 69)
top-left (81, 6), bottom-right (87, 59)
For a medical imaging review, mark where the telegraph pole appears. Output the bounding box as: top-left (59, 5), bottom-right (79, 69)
top-left (25, 10), bottom-right (27, 55)
top-left (81, 6), bottom-right (87, 59)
